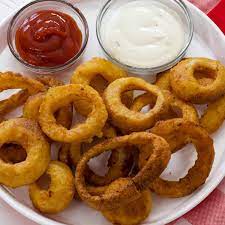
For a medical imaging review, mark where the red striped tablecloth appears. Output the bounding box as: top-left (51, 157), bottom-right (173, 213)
top-left (0, 1), bottom-right (224, 225)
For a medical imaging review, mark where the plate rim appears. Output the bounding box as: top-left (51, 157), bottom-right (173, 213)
top-left (0, 1), bottom-right (224, 225)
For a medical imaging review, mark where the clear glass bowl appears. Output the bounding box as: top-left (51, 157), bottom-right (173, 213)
top-left (7, 0), bottom-right (89, 74)
top-left (96, 0), bottom-right (194, 75)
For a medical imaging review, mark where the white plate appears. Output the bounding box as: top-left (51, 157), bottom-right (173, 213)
top-left (0, 1), bottom-right (224, 225)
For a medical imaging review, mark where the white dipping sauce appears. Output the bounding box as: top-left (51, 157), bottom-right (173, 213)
top-left (101, 0), bottom-right (185, 68)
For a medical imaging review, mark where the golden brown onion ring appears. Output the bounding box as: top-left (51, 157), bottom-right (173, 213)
top-left (155, 67), bottom-right (213, 90)
top-left (147, 119), bottom-right (215, 197)
top-left (102, 190), bottom-right (152, 225)
top-left (0, 118), bottom-right (50, 188)
top-left (29, 161), bottom-right (75, 214)
top-left (75, 132), bottom-right (170, 210)
top-left (39, 84), bottom-right (108, 143)
top-left (200, 94), bottom-right (225, 133)
top-left (103, 77), bottom-right (168, 132)
top-left (0, 72), bottom-right (45, 117)
top-left (0, 72), bottom-right (45, 95)
top-left (59, 124), bottom-right (133, 186)
top-left (71, 58), bottom-right (133, 115)
top-left (131, 90), bottom-right (199, 123)
top-left (155, 69), bottom-right (222, 133)
top-left (36, 75), bottom-right (63, 88)
top-left (23, 92), bottom-right (72, 129)
top-left (155, 70), bottom-right (171, 91)
top-left (170, 58), bottom-right (225, 104)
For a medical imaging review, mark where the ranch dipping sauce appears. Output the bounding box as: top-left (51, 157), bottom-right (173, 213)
top-left (101, 0), bottom-right (185, 68)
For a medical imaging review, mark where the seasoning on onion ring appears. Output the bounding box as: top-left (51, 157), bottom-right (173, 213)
top-left (27, 76), bottom-right (72, 129)
top-left (23, 92), bottom-right (73, 129)
top-left (170, 58), bottom-right (225, 104)
top-left (75, 132), bottom-right (170, 210)
top-left (29, 161), bottom-right (75, 213)
top-left (200, 94), bottom-right (225, 133)
top-left (0, 72), bottom-right (45, 117)
top-left (36, 75), bottom-right (64, 88)
top-left (71, 58), bottom-right (133, 115)
top-left (155, 63), bottom-right (214, 90)
top-left (103, 77), bottom-right (168, 132)
top-left (102, 190), bottom-right (152, 225)
top-left (0, 118), bottom-right (50, 188)
top-left (59, 123), bottom-right (133, 186)
top-left (131, 90), bottom-right (199, 123)
top-left (39, 84), bottom-right (108, 143)
top-left (155, 70), bottom-right (171, 91)
top-left (154, 67), bottom-right (222, 133)
top-left (145, 119), bottom-right (215, 197)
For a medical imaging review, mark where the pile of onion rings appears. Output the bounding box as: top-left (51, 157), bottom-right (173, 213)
top-left (0, 56), bottom-right (221, 225)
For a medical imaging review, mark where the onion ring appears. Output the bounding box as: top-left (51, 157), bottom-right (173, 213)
top-left (24, 76), bottom-right (72, 129)
top-left (39, 84), bottom-right (108, 143)
top-left (36, 75), bottom-right (63, 88)
top-left (71, 58), bottom-right (133, 115)
top-left (59, 124), bottom-right (133, 186)
top-left (29, 161), bottom-right (75, 213)
top-left (200, 94), bottom-right (225, 133)
top-left (0, 72), bottom-right (45, 117)
top-left (0, 118), bottom-right (50, 188)
top-left (170, 58), bottom-right (225, 104)
top-left (23, 92), bottom-right (72, 129)
top-left (75, 132), bottom-right (170, 210)
top-left (155, 70), bottom-right (171, 91)
top-left (146, 119), bottom-right (215, 197)
top-left (155, 68), bottom-right (222, 133)
top-left (103, 77), bottom-right (168, 132)
top-left (131, 90), bottom-right (199, 123)
top-left (102, 190), bottom-right (152, 225)
top-left (155, 66), bottom-right (214, 90)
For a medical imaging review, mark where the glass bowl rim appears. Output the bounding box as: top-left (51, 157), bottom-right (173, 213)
top-left (96, 0), bottom-right (194, 73)
top-left (7, 0), bottom-right (89, 72)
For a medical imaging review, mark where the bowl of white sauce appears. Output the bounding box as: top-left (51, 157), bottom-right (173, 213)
top-left (96, 0), bottom-right (193, 75)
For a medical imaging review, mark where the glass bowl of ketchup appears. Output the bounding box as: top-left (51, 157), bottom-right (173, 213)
top-left (7, 0), bottom-right (89, 74)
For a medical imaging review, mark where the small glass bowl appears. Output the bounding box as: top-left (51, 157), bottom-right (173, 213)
top-left (7, 0), bottom-right (89, 74)
top-left (96, 0), bottom-right (194, 75)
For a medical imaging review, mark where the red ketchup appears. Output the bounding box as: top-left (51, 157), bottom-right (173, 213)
top-left (15, 10), bottom-right (82, 67)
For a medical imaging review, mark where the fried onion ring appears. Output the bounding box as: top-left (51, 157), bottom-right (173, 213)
top-left (23, 92), bottom-right (72, 129)
top-left (71, 58), bottom-right (133, 115)
top-left (36, 75), bottom-right (63, 88)
top-left (103, 77), bottom-right (168, 132)
top-left (155, 68), bottom-right (222, 133)
top-left (200, 94), bottom-right (225, 133)
top-left (102, 190), bottom-right (152, 225)
top-left (29, 161), bottom-right (75, 213)
top-left (131, 90), bottom-right (199, 123)
top-left (0, 72), bottom-right (45, 117)
top-left (39, 84), bottom-right (108, 143)
top-left (155, 66), bottom-right (214, 90)
top-left (170, 58), bottom-right (225, 104)
top-left (24, 76), bottom-right (72, 129)
top-left (155, 70), bottom-right (171, 91)
top-left (0, 118), bottom-right (50, 188)
top-left (146, 119), bottom-right (215, 197)
top-left (59, 124), bottom-right (133, 186)
top-left (75, 132), bottom-right (170, 210)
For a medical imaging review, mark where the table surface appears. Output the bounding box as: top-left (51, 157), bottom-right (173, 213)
top-left (0, 0), bottom-right (224, 225)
